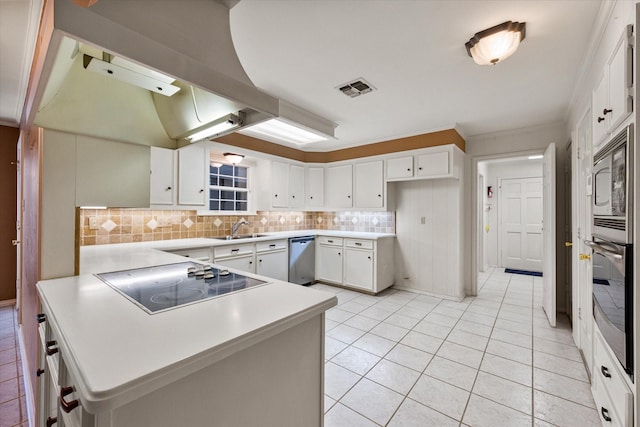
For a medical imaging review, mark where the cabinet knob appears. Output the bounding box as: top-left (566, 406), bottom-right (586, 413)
top-left (347, 195), bottom-right (351, 199)
top-left (199, 189), bottom-right (204, 193)
top-left (601, 365), bottom-right (611, 378)
top-left (338, 252), bottom-right (341, 256)
top-left (368, 256), bottom-right (372, 260)
top-left (378, 194), bottom-right (381, 197)
top-left (603, 108), bottom-right (612, 115)
top-left (597, 116), bottom-right (605, 123)
top-left (60, 387), bottom-right (79, 413)
top-left (292, 195), bottom-right (295, 199)
top-left (310, 196), bottom-right (313, 199)
top-left (418, 167), bottom-right (423, 170)
top-left (46, 340), bottom-right (58, 356)
top-left (166, 186), bottom-right (172, 191)
top-left (407, 168), bottom-right (411, 171)
top-left (601, 407), bottom-right (612, 422)
top-left (274, 194), bottom-right (278, 198)
top-left (249, 261), bottom-right (253, 264)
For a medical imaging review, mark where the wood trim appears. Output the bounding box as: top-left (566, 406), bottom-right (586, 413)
top-left (216, 128), bottom-right (465, 163)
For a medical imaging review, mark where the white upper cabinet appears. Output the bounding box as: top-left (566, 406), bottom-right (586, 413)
top-left (417, 151), bottom-right (449, 177)
top-left (354, 161), bottom-right (384, 208)
top-left (289, 165), bottom-right (305, 208)
top-left (326, 164), bottom-right (353, 208)
top-left (386, 157), bottom-right (413, 179)
top-left (177, 143), bottom-right (208, 206)
top-left (592, 25), bottom-right (633, 151)
top-left (305, 167), bottom-right (324, 207)
top-left (270, 161), bottom-right (289, 208)
top-left (75, 135), bottom-right (150, 208)
top-left (150, 147), bottom-right (176, 205)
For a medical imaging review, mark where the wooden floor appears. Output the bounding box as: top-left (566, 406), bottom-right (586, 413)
top-left (0, 305), bottom-right (29, 427)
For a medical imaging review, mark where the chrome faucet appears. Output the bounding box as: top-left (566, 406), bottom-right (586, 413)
top-left (231, 219), bottom-right (249, 237)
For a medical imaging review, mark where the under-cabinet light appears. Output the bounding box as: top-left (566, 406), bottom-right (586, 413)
top-left (186, 113), bottom-right (244, 142)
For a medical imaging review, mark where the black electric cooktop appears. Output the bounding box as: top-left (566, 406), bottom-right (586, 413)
top-left (96, 262), bottom-right (267, 314)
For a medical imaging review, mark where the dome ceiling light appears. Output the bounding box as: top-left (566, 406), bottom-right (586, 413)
top-left (465, 21), bottom-right (526, 65)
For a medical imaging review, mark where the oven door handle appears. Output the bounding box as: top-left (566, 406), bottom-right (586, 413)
top-left (584, 240), bottom-right (623, 260)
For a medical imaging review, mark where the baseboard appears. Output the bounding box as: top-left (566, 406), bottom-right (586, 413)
top-left (18, 325), bottom-right (35, 427)
top-left (0, 299), bottom-right (17, 308)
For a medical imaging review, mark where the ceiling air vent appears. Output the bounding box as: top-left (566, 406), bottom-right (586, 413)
top-left (336, 78), bottom-right (376, 98)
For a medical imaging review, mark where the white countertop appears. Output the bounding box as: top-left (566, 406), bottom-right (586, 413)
top-left (38, 229), bottom-right (369, 413)
top-left (80, 230), bottom-right (395, 274)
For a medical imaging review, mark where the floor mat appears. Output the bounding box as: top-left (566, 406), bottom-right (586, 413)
top-left (504, 268), bottom-right (543, 277)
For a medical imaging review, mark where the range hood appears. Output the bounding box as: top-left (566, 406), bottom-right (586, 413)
top-left (32, 0), bottom-right (336, 148)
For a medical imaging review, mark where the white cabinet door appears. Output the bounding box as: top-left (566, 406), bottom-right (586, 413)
top-left (257, 250), bottom-right (288, 281)
top-left (216, 255), bottom-right (256, 274)
top-left (386, 157), bottom-right (414, 179)
top-left (271, 161), bottom-right (289, 208)
top-left (607, 27), bottom-right (632, 132)
top-left (316, 245), bottom-right (343, 284)
top-left (306, 167), bottom-right (324, 207)
top-left (177, 143), bottom-right (207, 206)
top-left (344, 248), bottom-right (374, 291)
top-left (289, 165), bottom-right (305, 208)
top-left (355, 161), bottom-right (384, 208)
top-left (75, 135), bottom-right (150, 208)
top-left (150, 147), bottom-right (175, 205)
top-left (416, 151), bottom-right (449, 177)
top-left (592, 71), bottom-right (609, 149)
top-left (326, 164), bottom-right (353, 208)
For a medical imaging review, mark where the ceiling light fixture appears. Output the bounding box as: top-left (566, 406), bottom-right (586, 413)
top-left (223, 153), bottom-right (244, 165)
top-left (465, 21), bottom-right (526, 65)
top-left (185, 113), bottom-right (244, 142)
top-left (239, 118), bottom-right (327, 145)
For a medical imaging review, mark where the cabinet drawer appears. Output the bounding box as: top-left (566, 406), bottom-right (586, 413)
top-left (256, 239), bottom-right (287, 252)
top-left (593, 372), bottom-right (625, 427)
top-left (214, 244), bottom-right (254, 259)
top-left (594, 329), bottom-right (632, 424)
top-left (169, 247), bottom-right (212, 262)
top-left (345, 239), bottom-right (373, 250)
top-left (317, 236), bottom-right (343, 246)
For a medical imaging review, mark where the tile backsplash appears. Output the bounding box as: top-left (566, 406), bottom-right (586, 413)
top-left (79, 209), bottom-right (395, 246)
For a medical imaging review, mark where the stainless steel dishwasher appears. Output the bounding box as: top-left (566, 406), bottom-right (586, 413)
top-left (288, 236), bottom-right (315, 285)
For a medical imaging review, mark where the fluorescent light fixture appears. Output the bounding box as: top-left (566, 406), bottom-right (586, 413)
top-left (83, 55), bottom-right (180, 96)
top-left (239, 118), bottom-right (327, 145)
top-left (223, 153), bottom-right (244, 165)
top-left (528, 155), bottom-right (543, 160)
top-left (466, 21), bottom-right (526, 65)
top-left (80, 206), bottom-right (107, 209)
top-left (186, 113), bottom-right (244, 142)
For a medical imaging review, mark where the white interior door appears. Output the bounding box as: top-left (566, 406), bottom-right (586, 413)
top-left (542, 143), bottom-right (557, 327)
top-left (500, 177), bottom-right (543, 271)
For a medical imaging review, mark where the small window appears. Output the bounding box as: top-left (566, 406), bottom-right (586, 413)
top-left (209, 164), bottom-right (250, 212)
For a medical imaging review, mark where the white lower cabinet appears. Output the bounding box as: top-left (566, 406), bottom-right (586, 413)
top-left (256, 240), bottom-right (288, 282)
top-left (592, 327), bottom-right (632, 427)
top-left (316, 238), bottom-right (343, 284)
top-left (214, 243), bottom-right (256, 274)
top-left (316, 236), bottom-right (394, 293)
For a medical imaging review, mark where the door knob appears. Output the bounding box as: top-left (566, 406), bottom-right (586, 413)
top-left (579, 253), bottom-right (591, 260)
top-left (565, 241), bottom-right (572, 247)
top-left (11, 240), bottom-right (19, 246)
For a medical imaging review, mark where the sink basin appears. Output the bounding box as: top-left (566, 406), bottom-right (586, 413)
top-left (210, 234), bottom-right (269, 240)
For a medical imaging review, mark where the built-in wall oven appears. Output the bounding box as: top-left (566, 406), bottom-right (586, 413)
top-left (588, 123), bottom-right (633, 378)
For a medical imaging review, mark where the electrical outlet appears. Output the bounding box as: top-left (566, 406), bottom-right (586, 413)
top-left (88, 217), bottom-right (99, 230)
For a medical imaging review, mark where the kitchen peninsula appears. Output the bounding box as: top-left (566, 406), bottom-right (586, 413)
top-left (36, 237), bottom-right (338, 427)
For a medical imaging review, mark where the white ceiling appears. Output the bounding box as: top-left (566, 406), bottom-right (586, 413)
top-left (0, 0), bottom-right (604, 152)
top-left (229, 0), bottom-right (602, 150)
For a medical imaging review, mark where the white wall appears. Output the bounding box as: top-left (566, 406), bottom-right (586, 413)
top-left (463, 122), bottom-right (569, 312)
top-left (393, 175), bottom-right (464, 300)
top-left (482, 159), bottom-right (543, 267)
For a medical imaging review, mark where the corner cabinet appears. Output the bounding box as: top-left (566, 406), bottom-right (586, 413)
top-left (592, 25), bottom-right (633, 152)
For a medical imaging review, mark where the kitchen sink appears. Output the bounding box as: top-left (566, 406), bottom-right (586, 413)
top-left (210, 234), bottom-right (269, 240)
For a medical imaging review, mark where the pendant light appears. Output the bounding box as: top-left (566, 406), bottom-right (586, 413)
top-left (465, 21), bottom-right (526, 65)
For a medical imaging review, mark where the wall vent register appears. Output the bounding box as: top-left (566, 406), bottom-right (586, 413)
top-left (96, 262), bottom-right (267, 314)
